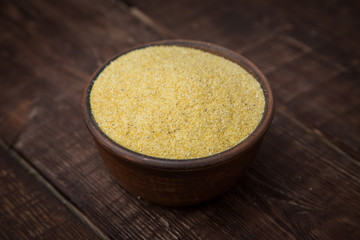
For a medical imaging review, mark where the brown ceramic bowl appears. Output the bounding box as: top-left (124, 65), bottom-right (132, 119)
top-left (82, 40), bottom-right (274, 207)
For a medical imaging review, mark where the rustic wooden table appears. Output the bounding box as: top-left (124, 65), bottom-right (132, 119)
top-left (1, 0), bottom-right (359, 239)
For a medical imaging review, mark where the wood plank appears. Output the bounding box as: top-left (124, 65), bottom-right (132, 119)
top-left (266, 0), bottom-right (360, 34)
top-left (127, 0), bottom-right (291, 49)
top-left (127, 0), bottom-right (350, 49)
top-left (128, 0), bottom-right (360, 159)
top-left (0, 144), bottom-right (102, 239)
top-left (262, 49), bottom-right (359, 158)
top-left (273, 64), bottom-right (359, 158)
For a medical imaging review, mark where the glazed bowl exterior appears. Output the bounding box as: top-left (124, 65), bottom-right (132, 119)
top-left (82, 40), bottom-right (274, 206)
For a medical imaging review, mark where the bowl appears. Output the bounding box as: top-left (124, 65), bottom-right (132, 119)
top-left (82, 40), bottom-right (274, 206)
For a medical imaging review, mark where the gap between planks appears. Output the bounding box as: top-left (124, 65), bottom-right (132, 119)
top-left (0, 140), bottom-right (111, 240)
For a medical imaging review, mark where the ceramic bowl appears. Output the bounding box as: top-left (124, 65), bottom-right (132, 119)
top-left (82, 40), bottom-right (274, 206)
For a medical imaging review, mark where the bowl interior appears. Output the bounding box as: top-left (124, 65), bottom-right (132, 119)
top-left (83, 40), bottom-right (274, 170)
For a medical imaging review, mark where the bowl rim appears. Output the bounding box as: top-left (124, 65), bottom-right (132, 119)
top-left (82, 39), bottom-right (274, 170)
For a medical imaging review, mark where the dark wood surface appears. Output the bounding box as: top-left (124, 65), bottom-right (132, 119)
top-left (0, 0), bottom-right (359, 239)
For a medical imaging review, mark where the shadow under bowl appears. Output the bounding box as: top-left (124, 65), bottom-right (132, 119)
top-left (82, 40), bottom-right (274, 207)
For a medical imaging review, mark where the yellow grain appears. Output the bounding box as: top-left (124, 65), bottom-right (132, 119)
top-left (90, 46), bottom-right (265, 159)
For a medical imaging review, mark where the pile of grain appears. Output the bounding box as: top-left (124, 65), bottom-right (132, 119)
top-left (90, 46), bottom-right (265, 159)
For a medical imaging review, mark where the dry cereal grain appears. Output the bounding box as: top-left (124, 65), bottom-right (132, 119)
top-left (90, 46), bottom-right (265, 159)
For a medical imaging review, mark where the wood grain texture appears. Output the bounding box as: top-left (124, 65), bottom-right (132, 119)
top-left (0, 144), bottom-right (101, 239)
top-left (127, 0), bottom-right (291, 48)
top-left (0, 0), bottom-right (359, 239)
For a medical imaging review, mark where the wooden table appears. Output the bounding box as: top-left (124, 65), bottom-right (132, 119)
top-left (1, 0), bottom-right (359, 239)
